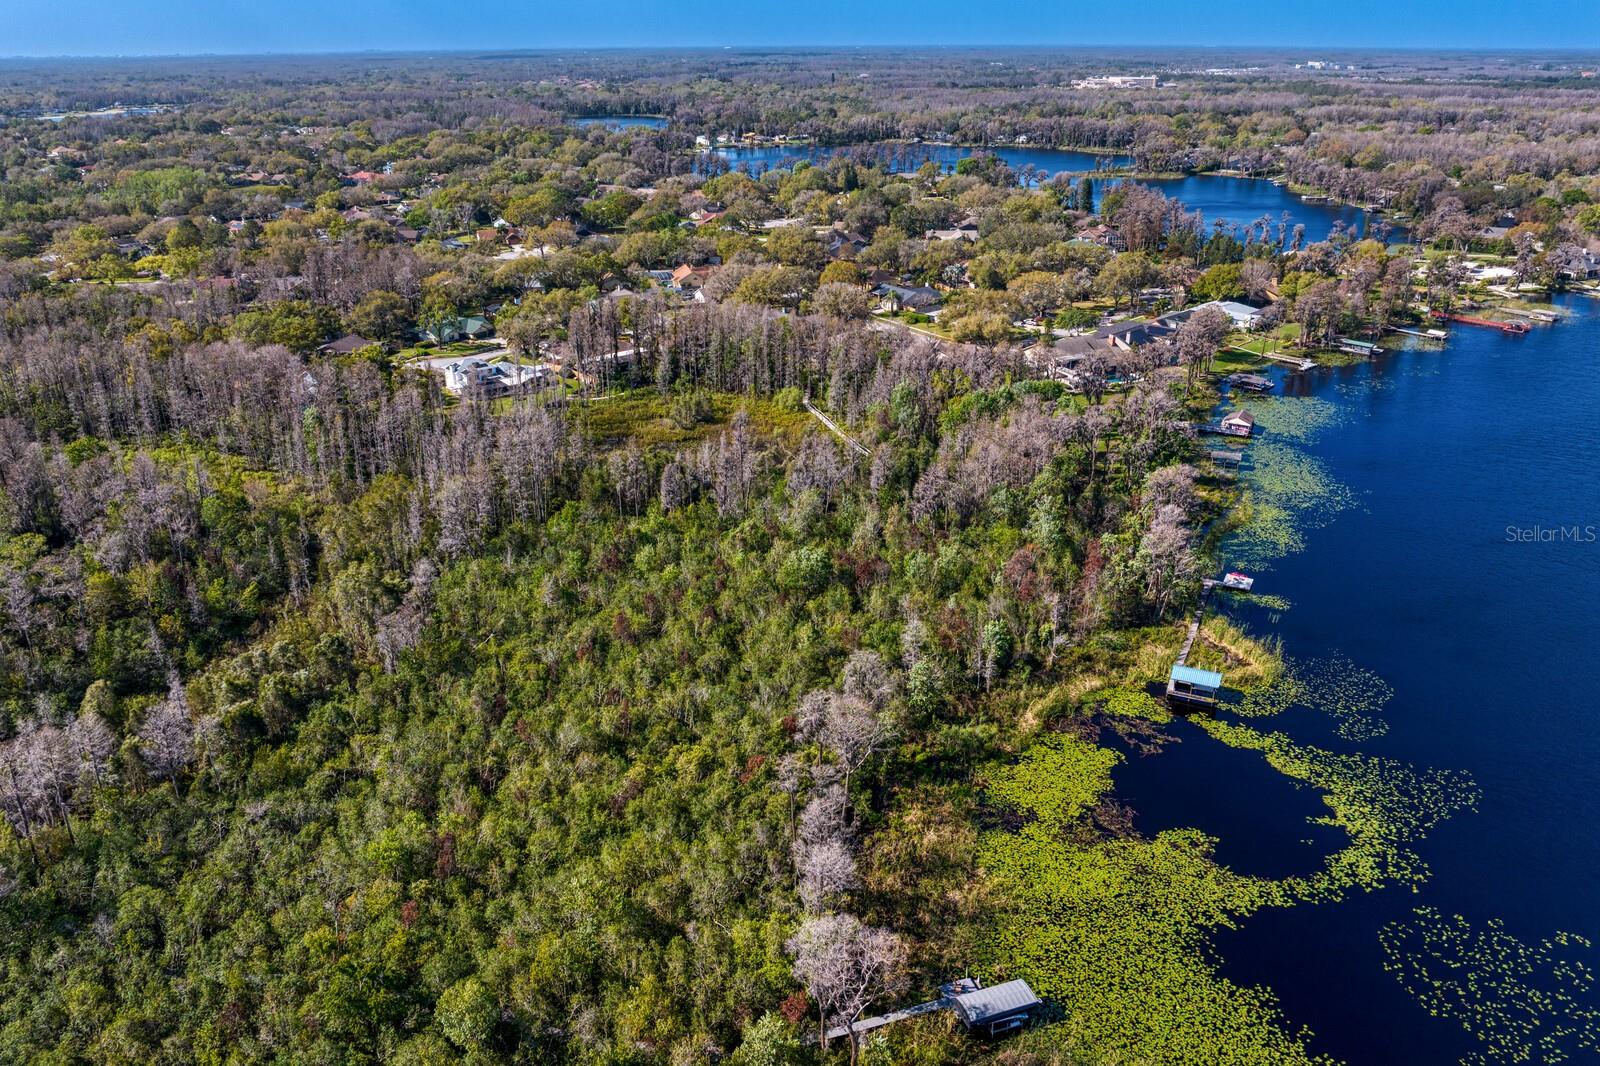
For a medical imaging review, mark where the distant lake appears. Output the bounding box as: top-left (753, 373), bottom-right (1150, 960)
top-left (35, 105), bottom-right (173, 123)
top-left (574, 115), bottom-right (669, 130)
top-left (711, 142), bottom-right (1128, 178)
top-left (710, 143), bottom-right (1401, 243)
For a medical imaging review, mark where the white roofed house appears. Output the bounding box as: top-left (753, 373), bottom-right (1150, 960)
top-left (1203, 300), bottom-right (1265, 329)
top-left (442, 358), bottom-right (545, 397)
top-left (1160, 300), bottom-right (1264, 331)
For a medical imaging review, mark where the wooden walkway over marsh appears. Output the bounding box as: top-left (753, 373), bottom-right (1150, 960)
top-left (824, 996), bottom-right (951, 1043)
top-left (803, 398), bottom-right (871, 457)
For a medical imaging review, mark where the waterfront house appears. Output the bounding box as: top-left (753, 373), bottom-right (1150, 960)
top-left (1159, 300), bottom-right (1264, 331)
top-left (1096, 318), bottom-right (1175, 352)
top-left (1219, 409), bottom-right (1255, 437)
top-left (1077, 224), bottom-right (1127, 251)
top-left (1198, 300), bottom-right (1265, 330)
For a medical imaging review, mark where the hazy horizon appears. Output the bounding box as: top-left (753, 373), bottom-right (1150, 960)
top-left (4, 0), bottom-right (1598, 58)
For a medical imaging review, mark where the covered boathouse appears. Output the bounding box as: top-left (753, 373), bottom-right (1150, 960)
top-left (1167, 664), bottom-right (1223, 707)
top-left (949, 979), bottom-right (1044, 1036)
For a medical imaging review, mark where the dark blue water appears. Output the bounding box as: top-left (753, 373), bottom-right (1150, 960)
top-left (710, 144), bottom-right (1393, 242)
top-left (1187, 295), bottom-right (1600, 1063)
top-left (1144, 173), bottom-right (1394, 243)
top-left (1109, 715), bottom-right (1348, 880)
top-left (574, 115), bottom-right (669, 129)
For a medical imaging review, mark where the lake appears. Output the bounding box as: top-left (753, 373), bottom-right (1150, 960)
top-left (1122, 294), bottom-right (1600, 1062)
top-left (575, 115), bottom-right (669, 129)
top-left (710, 141), bottom-right (1128, 178)
top-left (710, 143), bottom-right (1396, 242)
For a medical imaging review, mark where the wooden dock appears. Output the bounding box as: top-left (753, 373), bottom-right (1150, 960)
top-left (1386, 326), bottom-right (1448, 340)
top-left (824, 996), bottom-right (950, 1043)
top-left (1262, 352), bottom-right (1318, 371)
top-left (1497, 306), bottom-right (1561, 323)
top-left (1177, 570), bottom-right (1259, 668)
top-left (1226, 372), bottom-right (1274, 392)
top-left (1227, 344), bottom-right (1316, 371)
top-left (1175, 584), bottom-right (1212, 668)
top-left (1336, 338), bottom-right (1385, 356)
top-left (821, 978), bottom-right (1041, 1044)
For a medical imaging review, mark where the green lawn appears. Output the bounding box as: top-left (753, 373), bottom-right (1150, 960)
top-left (396, 339), bottom-right (499, 362)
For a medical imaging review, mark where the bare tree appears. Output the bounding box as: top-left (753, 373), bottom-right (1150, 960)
top-left (1141, 504), bottom-right (1201, 619)
top-left (658, 458), bottom-right (691, 513)
top-left (138, 674), bottom-right (199, 795)
top-left (66, 705), bottom-right (117, 788)
top-left (607, 445), bottom-right (651, 517)
top-left (796, 838), bottom-right (857, 912)
top-left (0, 737), bottom-right (42, 868)
top-left (792, 778), bottom-right (855, 911)
top-left (787, 431), bottom-right (852, 510)
top-left (788, 914), bottom-right (907, 1065)
top-left (1143, 463), bottom-right (1200, 521)
top-left (840, 650), bottom-right (896, 711)
top-left (818, 694), bottom-right (894, 799)
top-left (1174, 303), bottom-right (1231, 392)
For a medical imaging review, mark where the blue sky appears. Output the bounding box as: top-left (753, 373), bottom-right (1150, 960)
top-left (2, 0), bottom-right (1598, 56)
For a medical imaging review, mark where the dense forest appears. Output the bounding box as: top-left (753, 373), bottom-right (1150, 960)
top-left (0, 46), bottom-right (1584, 1064)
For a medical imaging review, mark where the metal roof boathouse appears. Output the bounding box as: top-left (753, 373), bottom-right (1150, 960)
top-left (1167, 664), bottom-right (1223, 706)
top-left (950, 979), bottom-right (1044, 1036)
top-left (821, 976), bottom-right (1043, 1045)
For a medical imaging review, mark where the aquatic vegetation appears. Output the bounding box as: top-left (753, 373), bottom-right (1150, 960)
top-left (984, 734), bottom-right (1119, 825)
top-left (1228, 654), bottom-right (1394, 740)
top-left (1236, 395), bottom-right (1350, 442)
top-left (1198, 719), bottom-right (1479, 896)
top-left (1096, 685), bottom-right (1170, 722)
top-left (977, 732), bottom-right (1330, 1064)
top-left (1233, 667), bottom-right (1308, 718)
top-left (1240, 592), bottom-right (1293, 613)
top-left (978, 709), bottom-right (1479, 1063)
top-left (1228, 442), bottom-right (1357, 569)
top-left (1379, 907), bottom-right (1600, 1064)
top-left (1296, 654), bottom-right (1395, 740)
